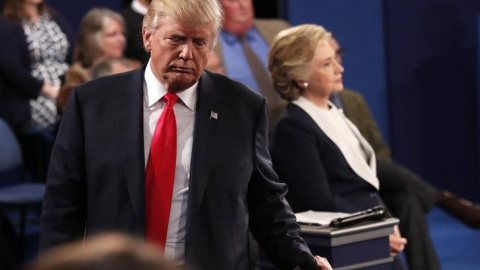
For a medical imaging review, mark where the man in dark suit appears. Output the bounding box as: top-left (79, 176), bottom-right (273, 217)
top-left (40, 1), bottom-right (332, 270)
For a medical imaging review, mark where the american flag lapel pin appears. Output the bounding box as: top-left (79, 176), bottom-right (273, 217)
top-left (210, 110), bottom-right (218, 120)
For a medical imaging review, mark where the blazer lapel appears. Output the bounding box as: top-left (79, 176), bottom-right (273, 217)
top-left (186, 72), bottom-right (222, 236)
top-left (116, 68), bottom-right (146, 232)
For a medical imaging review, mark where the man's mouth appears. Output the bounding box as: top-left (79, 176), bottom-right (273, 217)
top-left (171, 66), bottom-right (193, 73)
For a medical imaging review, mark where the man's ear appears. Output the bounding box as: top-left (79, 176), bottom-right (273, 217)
top-left (142, 27), bottom-right (152, 52)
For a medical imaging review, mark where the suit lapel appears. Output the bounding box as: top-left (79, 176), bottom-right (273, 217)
top-left (116, 68), bottom-right (146, 232)
top-left (186, 72), bottom-right (222, 236)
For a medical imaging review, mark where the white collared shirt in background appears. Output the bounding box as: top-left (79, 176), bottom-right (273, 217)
top-left (131, 0), bottom-right (148, 15)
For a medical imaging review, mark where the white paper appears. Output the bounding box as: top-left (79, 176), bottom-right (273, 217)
top-left (295, 210), bottom-right (350, 226)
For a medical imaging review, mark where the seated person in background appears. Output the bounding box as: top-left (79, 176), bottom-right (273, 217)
top-left (214, 0), bottom-right (290, 131)
top-left (269, 24), bottom-right (441, 270)
top-left (329, 37), bottom-right (480, 229)
top-left (26, 233), bottom-right (185, 270)
top-left (58, 8), bottom-right (140, 112)
top-left (91, 57), bottom-right (141, 79)
top-left (121, 0), bottom-right (151, 63)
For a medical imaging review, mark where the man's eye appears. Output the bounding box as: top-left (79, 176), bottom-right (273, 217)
top-left (194, 39), bottom-right (207, 47)
top-left (169, 37), bottom-right (184, 43)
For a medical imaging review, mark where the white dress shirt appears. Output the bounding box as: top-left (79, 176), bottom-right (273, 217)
top-left (143, 60), bottom-right (197, 262)
top-left (131, 0), bottom-right (148, 15)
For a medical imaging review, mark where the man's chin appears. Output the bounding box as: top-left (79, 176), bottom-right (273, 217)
top-left (165, 76), bottom-right (198, 92)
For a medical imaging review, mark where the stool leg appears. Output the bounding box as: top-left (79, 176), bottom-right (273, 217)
top-left (19, 206), bottom-right (25, 263)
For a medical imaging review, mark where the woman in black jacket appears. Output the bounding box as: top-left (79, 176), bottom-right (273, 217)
top-left (0, 0), bottom-right (73, 134)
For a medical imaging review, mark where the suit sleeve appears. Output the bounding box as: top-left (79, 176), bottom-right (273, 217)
top-left (40, 88), bottom-right (86, 252)
top-left (0, 17), bottom-right (43, 99)
top-left (246, 99), bottom-right (310, 270)
top-left (272, 117), bottom-right (360, 213)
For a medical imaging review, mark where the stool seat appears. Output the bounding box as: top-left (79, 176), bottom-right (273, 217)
top-left (0, 183), bottom-right (45, 206)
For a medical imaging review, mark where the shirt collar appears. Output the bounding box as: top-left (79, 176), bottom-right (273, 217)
top-left (131, 0), bottom-right (148, 15)
top-left (144, 60), bottom-right (198, 111)
top-left (221, 27), bottom-right (257, 45)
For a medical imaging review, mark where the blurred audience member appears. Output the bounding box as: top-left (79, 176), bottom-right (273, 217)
top-left (268, 24), bottom-right (442, 269)
top-left (91, 57), bottom-right (141, 79)
top-left (58, 8), bottom-right (138, 112)
top-left (0, 0), bottom-right (74, 181)
top-left (215, 0), bottom-right (290, 130)
top-left (121, 0), bottom-right (151, 63)
top-left (27, 233), bottom-right (185, 270)
top-left (329, 38), bottom-right (480, 229)
top-left (0, 0), bottom-right (73, 133)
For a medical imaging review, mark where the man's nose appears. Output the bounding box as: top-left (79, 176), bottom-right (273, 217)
top-left (179, 43), bottom-right (193, 60)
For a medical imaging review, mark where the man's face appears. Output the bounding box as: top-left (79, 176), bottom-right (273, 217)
top-left (220, 0), bottom-right (254, 35)
top-left (143, 17), bottom-right (214, 92)
top-left (329, 38), bottom-right (343, 65)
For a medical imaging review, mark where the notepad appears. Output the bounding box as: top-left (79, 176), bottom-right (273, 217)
top-left (295, 210), bottom-right (350, 226)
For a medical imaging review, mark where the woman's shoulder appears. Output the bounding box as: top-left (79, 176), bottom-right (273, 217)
top-left (276, 103), bottom-right (317, 132)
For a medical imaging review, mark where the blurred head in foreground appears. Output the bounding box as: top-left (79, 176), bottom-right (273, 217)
top-left (26, 233), bottom-right (185, 270)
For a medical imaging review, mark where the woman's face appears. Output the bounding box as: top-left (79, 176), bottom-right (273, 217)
top-left (304, 40), bottom-right (344, 97)
top-left (100, 18), bottom-right (126, 59)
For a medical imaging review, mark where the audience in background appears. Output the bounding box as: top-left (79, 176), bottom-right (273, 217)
top-left (329, 37), bottom-right (480, 231)
top-left (121, 0), bottom-right (151, 63)
top-left (268, 24), bottom-right (443, 270)
top-left (0, 0), bottom-right (74, 181)
top-left (215, 0), bottom-right (290, 131)
top-left (0, 0), bottom-right (73, 133)
top-left (26, 233), bottom-right (186, 270)
top-left (58, 8), bottom-right (139, 113)
top-left (91, 57), bottom-right (140, 79)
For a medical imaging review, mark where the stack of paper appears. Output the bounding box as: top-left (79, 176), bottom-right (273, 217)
top-left (295, 210), bottom-right (349, 226)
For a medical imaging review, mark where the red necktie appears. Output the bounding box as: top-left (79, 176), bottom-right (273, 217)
top-left (145, 92), bottom-right (178, 249)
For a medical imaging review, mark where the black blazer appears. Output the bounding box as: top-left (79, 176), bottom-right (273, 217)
top-left (271, 103), bottom-right (384, 214)
top-left (40, 69), bottom-right (310, 270)
top-left (0, 14), bottom-right (74, 132)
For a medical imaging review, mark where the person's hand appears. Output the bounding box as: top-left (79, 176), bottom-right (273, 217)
top-left (41, 83), bottom-right (60, 98)
top-left (293, 255), bottom-right (333, 270)
top-left (389, 225), bottom-right (407, 256)
top-left (313, 255), bottom-right (332, 270)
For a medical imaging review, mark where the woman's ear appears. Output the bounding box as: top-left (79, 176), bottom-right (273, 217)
top-left (296, 80), bottom-right (309, 89)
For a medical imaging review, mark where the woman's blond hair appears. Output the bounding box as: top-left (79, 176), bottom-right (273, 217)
top-left (268, 24), bottom-right (331, 101)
